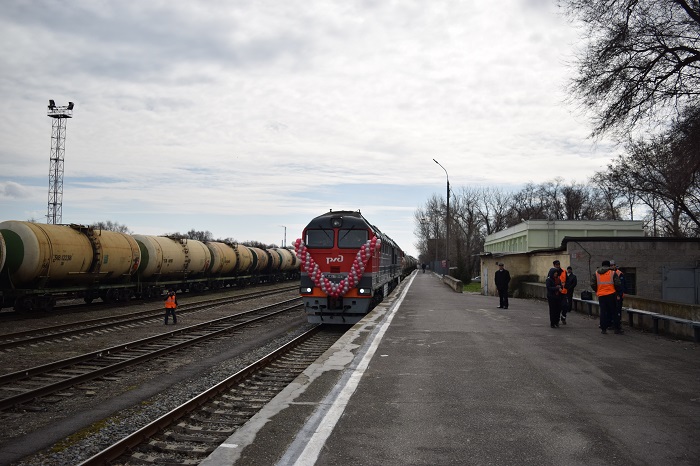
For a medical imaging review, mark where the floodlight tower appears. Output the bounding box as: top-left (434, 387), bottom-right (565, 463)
top-left (46, 100), bottom-right (74, 224)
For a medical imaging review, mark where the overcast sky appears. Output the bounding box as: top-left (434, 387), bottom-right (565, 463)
top-left (0, 1), bottom-right (615, 257)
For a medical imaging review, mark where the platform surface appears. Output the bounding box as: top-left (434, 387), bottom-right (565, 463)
top-left (202, 271), bottom-right (700, 466)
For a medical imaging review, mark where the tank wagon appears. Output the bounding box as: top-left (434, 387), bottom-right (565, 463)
top-left (0, 221), bottom-right (299, 312)
top-left (296, 210), bottom-right (415, 324)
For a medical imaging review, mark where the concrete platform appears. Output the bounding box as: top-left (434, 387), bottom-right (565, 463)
top-left (202, 271), bottom-right (700, 466)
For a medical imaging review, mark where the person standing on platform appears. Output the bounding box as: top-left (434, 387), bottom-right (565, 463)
top-left (565, 266), bottom-right (577, 317)
top-left (552, 260), bottom-right (568, 324)
top-left (494, 262), bottom-right (511, 309)
top-left (164, 290), bottom-right (178, 325)
top-left (546, 268), bottom-right (563, 328)
top-left (591, 260), bottom-right (622, 334)
top-left (610, 260), bottom-right (626, 325)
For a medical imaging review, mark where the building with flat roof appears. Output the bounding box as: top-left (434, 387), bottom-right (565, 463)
top-left (484, 220), bottom-right (645, 253)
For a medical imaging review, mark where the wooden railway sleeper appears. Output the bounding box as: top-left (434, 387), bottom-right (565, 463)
top-left (189, 414), bottom-right (247, 426)
top-left (129, 451), bottom-right (201, 465)
top-left (147, 440), bottom-right (216, 454)
top-left (210, 400), bottom-right (265, 411)
top-left (173, 423), bottom-right (236, 435)
top-left (163, 430), bottom-right (221, 443)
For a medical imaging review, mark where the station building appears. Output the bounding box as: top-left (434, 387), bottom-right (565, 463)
top-left (479, 220), bottom-right (700, 309)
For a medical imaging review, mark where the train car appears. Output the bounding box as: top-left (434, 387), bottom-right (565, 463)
top-left (0, 221), bottom-right (141, 310)
top-left (0, 220), bottom-right (300, 312)
top-left (402, 255), bottom-right (418, 276)
top-left (296, 210), bottom-right (410, 324)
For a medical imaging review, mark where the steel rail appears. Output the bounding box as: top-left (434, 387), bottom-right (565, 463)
top-left (76, 325), bottom-right (322, 466)
top-left (0, 299), bottom-right (302, 411)
top-left (0, 285), bottom-right (297, 350)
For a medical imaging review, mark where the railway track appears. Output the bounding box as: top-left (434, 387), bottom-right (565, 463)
top-left (78, 325), bottom-right (343, 466)
top-left (0, 281), bottom-right (298, 322)
top-left (0, 285), bottom-right (298, 351)
top-left (0, 298), bottom-right (303, 412)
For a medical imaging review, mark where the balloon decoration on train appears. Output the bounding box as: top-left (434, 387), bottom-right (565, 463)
top-left (294, 237), bottom-right (381, 298)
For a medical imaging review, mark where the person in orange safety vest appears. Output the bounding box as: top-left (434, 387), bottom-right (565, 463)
top-left (164, 290), bottom-right (178, 325)
top-left (591, 260), bottom-right (622, 334)
top-left (553, 260), bottom-right (568, 325)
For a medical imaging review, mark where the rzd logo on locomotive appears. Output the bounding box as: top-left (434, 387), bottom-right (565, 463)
top-left (326, 255), bottom-right (344, 264)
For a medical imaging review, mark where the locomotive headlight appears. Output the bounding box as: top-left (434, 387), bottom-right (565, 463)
top-left (300, 286), bottom-right (313, 294)
top-left (358, 288), bottom-right (371, 295)
top-left (331, 217), bottom-right (343, 228)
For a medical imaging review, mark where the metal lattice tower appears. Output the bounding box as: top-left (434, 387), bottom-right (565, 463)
top-left (46, 100), bottom-right (74, 224)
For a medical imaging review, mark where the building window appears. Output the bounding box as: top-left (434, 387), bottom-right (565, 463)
top-left (620, 267), bottom-right (636, 295)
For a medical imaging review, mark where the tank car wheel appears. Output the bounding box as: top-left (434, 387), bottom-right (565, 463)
top-left (41, 297), bottom-right (56, 312)
top-left (103, 289), bottom-right (118, 303)
top-left (120, 289), bottom-right (131, 303)
top-left (14, 297), bottom-right (34, 313)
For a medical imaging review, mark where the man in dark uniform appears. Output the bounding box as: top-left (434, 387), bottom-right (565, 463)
top-left (494, 262), bottom-right (511, 309)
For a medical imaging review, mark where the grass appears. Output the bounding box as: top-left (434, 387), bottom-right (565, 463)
top-left (463, 281), bottom-right (482, 293)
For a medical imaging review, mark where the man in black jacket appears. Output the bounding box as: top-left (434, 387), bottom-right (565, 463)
top-left (565, 266), bottom-right (577, 316)
top-left (494, 262), bottom-right (511, 309)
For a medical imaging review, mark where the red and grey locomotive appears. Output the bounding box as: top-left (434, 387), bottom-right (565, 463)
top-left (295, 210), bottom-right (413, 324)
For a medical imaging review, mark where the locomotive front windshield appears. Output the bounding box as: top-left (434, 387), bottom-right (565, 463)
top-left (338, 229), bottom-right (368, 248)
top-left (306, 229), bottom-right (334, 248)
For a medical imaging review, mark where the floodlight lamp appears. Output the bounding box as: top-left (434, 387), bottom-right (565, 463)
top-left (67, 102), bottom-right (74, 110)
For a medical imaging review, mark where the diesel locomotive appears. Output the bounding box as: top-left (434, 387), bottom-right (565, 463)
top-left (0, 220), bottom-right (299, 312)
top-left (296, 210), bottom-right (416, 324)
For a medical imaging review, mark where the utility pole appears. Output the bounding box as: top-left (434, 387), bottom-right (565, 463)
top-left (279, 225), bottom-right (287, 247)
top-left (46, 100), bottom-right (74, 224)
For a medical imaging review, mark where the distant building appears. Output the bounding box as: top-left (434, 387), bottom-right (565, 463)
top-left (484, 220), bottom-right (645, 253)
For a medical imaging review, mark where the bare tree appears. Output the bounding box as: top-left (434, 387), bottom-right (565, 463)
top-left (506, 181), bottom-right (559, 223)
top-left (185, 229), bottom-right (214, 242)
top-left (560, 0), bottom-right (700, 137)
top-left (476, 187), bottom-right (512, 235)
top-left (590, 173), bottom-right (626, 220)
top-left (451, 187), bottom-right (485, 280)
top-left (561, 181), bottom-right (599, 220)
top-left (92, 220), bottom-right (131, 234)
top-left (604, 109), bottom-right (700, 236)
top-left (414, 195), bottom-right (446, 266)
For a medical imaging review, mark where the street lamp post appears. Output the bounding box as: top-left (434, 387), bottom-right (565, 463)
top-left (433, 159), bottom-right (450, 276)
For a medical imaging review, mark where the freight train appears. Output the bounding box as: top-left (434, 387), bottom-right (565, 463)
top-left (0, 221), bottom-right (299, 312)
top-left (296, 210), bottom-right (417, 324)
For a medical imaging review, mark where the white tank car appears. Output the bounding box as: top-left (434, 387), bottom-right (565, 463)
top-left (206, 241), bottom-right (239, 275)
top-left (0, 221), bottom-right (140, 286)
top-left (133, 235), bottom-right (211, 279)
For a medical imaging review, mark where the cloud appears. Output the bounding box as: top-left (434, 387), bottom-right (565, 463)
top-left (0, 1), bottom-right (618, 256)
top-left (0, 181), bottom-right (33, 199)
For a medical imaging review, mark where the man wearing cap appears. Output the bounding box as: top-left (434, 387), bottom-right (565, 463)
top-left (610, 260), bottom-right (627, 325)
top-left (591, 260), bottom-right (623, 334)
top-left (565, 266), bottom-right (577, 315)
top-left (494, 262), bottom-right (511, 309)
